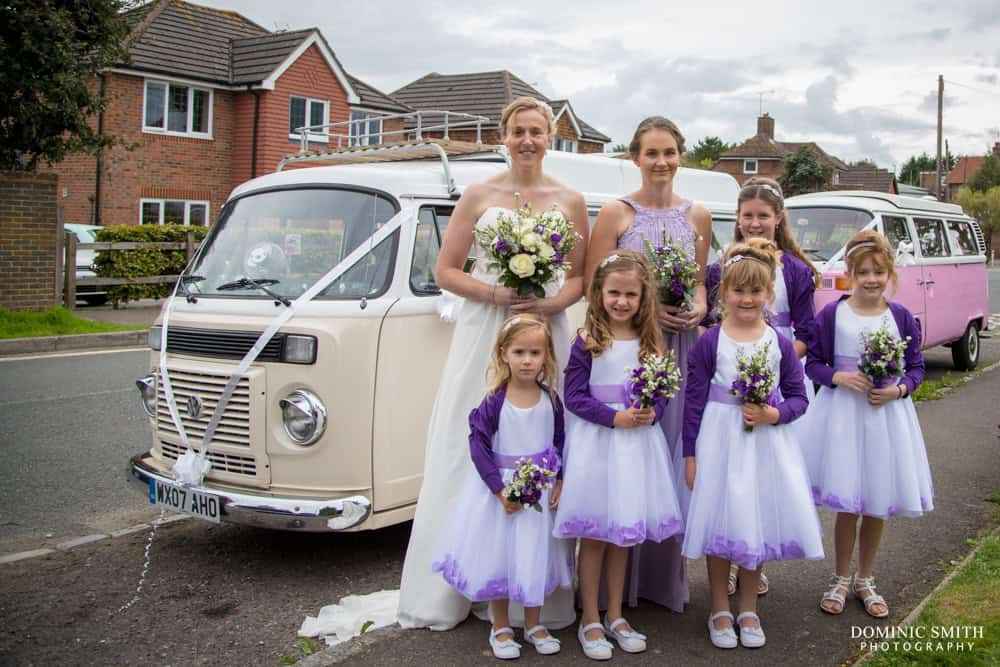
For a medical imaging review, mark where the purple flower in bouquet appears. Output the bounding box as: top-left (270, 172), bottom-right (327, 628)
top-left (626, 351), bottom-right (682, 409)
top-left (858, 324), bottom-right (909, 388)
top-left (643, 236), bottom-right (698, 308)
top-left (730, 341), bottom-right (777, 432)
top-left (504, 457), bottom-right (557, 512)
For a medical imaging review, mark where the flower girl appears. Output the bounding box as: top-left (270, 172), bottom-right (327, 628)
top-left (803, 230), bottom-right (932, 619)
top-left (682, 238), bottom-right (823, 649)
top-left (554, 250), bottom-right (685, 660)
top-left (431, 314), bottom-right (573, 659)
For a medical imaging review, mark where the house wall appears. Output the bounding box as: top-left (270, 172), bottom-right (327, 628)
top-left (713, 157), bottom-right (784, 186)
top-left (578, 140), bottom-right (604, 154)
top-left (0, 173), bottom-right (58, 310)
top-left (555, 113), bottom-right (578, 143)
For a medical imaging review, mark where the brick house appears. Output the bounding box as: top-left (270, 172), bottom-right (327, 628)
top-left (390, 70), bottom-right (610, 153)
top-left (713, 114), bottom-right (848, 187)
top-left (834, 166), bottom-right (898, 194)
top-left (42, 0), bottom-right (410, 228)
top-left (945, 142), bottom-right (1000, 201)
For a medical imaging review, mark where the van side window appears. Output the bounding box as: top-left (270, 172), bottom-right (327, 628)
top-left (945, 220), bottom-right (977, 256)
top-left (410, 206), bottom-right (453, 294)
top-left (882, 215), bottom-right (911, 250)
top-left (913, 218), bottom-right (949, 258)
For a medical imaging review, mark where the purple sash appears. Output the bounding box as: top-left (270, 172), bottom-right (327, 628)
top-left (834, 354), bottom-right (859, 372)
top-left (769, 311), bottom-right (791, 327)
top-left (707, 383), bottom-right (742, 405)
top-left (589, 383), bottom-right (630, 405)
top-left (492, 446), bottom-right (561, 474)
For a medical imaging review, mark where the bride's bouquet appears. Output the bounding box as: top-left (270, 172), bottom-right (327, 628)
top-left (730, 341), bottom-right (777, 432)
top-left (474, 198), bottom-right (580, 298)
top-left (643, 235), bottom-right (698, 309)
top-left (858, 325), bottom-right (909, 388)
top-left (504, 456), bottom-right (558, 512)
top-left (626, 351), bottom-right (682, 409)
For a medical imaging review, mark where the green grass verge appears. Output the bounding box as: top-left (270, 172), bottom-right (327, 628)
top-left (911, 372), bottom-right (966, 402)
top-left (0, 307), bottom-right (144, 339)
top-left (860, 493), bottom-right (1000, 666)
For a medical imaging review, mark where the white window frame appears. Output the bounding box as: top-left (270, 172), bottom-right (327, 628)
top-left (142, 79), bottom-right (213, 139)
top-left (743, 159), bottom-right (758, 174)
top-left (349, 110), bottom-right (383, 146)
top-left (289, 96), bottom-right (330, 143)
top-left (139, 198), bottom-right (210, 226)
top-left (551, 137), bottom-right (578, 153)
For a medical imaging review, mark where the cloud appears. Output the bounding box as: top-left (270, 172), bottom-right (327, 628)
top-left (979, 73), bottom-right (1000, 86)
top-left (900, 27), bottom-right (951, 41)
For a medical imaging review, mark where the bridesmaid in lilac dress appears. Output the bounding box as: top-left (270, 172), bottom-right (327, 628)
top-left (585, 117), bottom-right (712, 615)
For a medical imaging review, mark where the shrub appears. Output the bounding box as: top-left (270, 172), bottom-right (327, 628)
top-left (93, 225), bottom-right (208, 304)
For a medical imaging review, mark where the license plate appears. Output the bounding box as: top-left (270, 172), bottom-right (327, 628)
top-left (148, 478), bottom-right (221, 523)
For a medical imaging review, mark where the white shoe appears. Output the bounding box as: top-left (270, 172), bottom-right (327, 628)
top-left (603, 615), bottom-right (647, 653)
top-left (524, 624), bottom-right (561, 655)
top-left (737, 612), bottom-right (766, 648)
top-left (489, 626), bottom-right (521, 660)
top-left (577, 622), bottom-right (613, 661)
top-left (707, 611), bottom-right (737, 649)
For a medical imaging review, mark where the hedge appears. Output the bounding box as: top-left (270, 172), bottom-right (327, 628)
top-left (93, 225), bottom-right (208, 304)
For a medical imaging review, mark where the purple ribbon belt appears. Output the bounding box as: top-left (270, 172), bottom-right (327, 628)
top-left (768, 311), bottom-right (791, 327)
top-left (708, 383), bottom-right (742, 405)
top-left (493, 446), bottom-right (561, 474)
top-left (589, 383), bottom-right (630, 405)
top-left (834, 354), bottom-right (860, 372)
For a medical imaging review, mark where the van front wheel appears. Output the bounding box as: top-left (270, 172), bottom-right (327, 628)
top-left (951, 322), bottom-right (979, 371)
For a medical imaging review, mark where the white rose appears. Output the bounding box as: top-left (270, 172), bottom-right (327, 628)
top-left (508, 253), bottom-right (536, 278)
top-left (537, 243), bottom-right (555, 261)
top-left (521, 232), bottom-right (542, 250)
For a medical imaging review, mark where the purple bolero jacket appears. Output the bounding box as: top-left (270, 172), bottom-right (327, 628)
top-left (702, 253), bottom-right (817, 345)
top-left (563, 335), bottom-right (667, 428)
top-left (683, 326), bottom-right (808, 457)
top-left (468, 383), bottom-right (565, 494)
top-left (805, 295), bottom-right (925, 395)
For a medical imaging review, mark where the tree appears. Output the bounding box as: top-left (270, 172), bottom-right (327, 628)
top-left (610, 143), bottom-right (629, 154)
top-left (954, 185), bottom-right (1000, 260)
top-left (778, 147), bottom-right (832, 196)
top-left (897, 148), bottom-right (956, 186)
top-left (968, 155), bottom-right (1000, 193)
top-left (682, 136), bottom-right (732, 169)
top-left (850, 159), bottom-right (879, 169)
top-left (0, 0), bottom-right (136, 171)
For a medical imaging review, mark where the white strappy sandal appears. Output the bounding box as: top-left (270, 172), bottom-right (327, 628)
top-left (488, 626), bottom-right (521, 660)
top-left (524, 624), bottom-right (561, 655)
top-left (603, 615), bottom-right (647, 653)
top-left (707, 611), bottom-right (737, 649)
top-left (736, 611), bottom-right (766, 648)
top-left (577, 622), bottom-right (613, 660)
top-left (853, 574), bottom-right (890, 618)
top-left (820, 573), bottom-right (852, 615)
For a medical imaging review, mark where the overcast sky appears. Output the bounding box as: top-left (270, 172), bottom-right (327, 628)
top-left (199, 0), bottom-right (1000, 170)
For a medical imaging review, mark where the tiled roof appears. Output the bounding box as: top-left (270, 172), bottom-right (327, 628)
top-left (835, 167), bottom-right (897, 193)
top-left (719, 134), bottom-right (848, 171)
top-left (391, 70), bottom-right (609, 143)
top-left (120, 0), bottom-right (402, 111)
top-left (947, 156), bottom-right (986, 185)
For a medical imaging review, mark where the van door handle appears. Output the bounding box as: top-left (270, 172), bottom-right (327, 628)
top-left (923, 280), bottom-right (935, 286)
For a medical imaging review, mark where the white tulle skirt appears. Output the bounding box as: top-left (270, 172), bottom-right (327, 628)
top-left (554, 416), bottom-right (684, 547)
top-left (682, 402), bottom-right (824, 570)
top-left (801, 386), bottom-right (934, 519)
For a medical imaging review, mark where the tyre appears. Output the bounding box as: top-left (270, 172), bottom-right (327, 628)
top-left (951, 322), bottom-right (979, 371)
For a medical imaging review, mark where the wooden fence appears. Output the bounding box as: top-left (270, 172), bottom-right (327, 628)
top-left (63, 232), bottom-right (201, 308)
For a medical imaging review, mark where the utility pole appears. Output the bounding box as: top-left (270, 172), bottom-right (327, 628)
top-left (935, 75), bottom-right (943, 200)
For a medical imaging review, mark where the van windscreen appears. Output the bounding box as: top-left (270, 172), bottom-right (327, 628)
top-left (187, 188), bottom-right (400, 301)
top-left (784, 207), bottom-right (873, 262)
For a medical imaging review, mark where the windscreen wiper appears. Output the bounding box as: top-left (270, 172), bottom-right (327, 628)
top-left (216, 276), bottom-right (291, 306)
top-left (802, 248), bottom-right (828, 261)
top-left (178, 274), bottom-right (205, 303)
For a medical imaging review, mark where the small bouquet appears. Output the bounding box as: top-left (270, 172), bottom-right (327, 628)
top-left (626, 351), bottom-right (683, 408)
top-left (858, 325), bottom-right (910, 388)
top-left (474, 197), bottom-right (580, 298)
top-left (730, 341), bottom-right (777, 432)
top-left (504, 457), bottom-right (558, 512)
top-left (643, 235), bottom-right (698, 308)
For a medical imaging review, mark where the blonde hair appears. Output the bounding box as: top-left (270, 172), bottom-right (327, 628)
top-left (583, 250), bottom-right (663, 358)
top-left (735, 176), bottom-right (821, 288)
top-left (499, 96), bottom-right (557, 138)
top-left (717, 238), bottom-right (779, 321)
top-left (844, 229), bottom-right (898, 293)
top-left (628, 116), bottom-right (686, 157)
top-left (486, 314), bottom-right (559, 398)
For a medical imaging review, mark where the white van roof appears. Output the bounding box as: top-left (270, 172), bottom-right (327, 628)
top-left (228, 148), bottom-right (740, 214)
top-left (786, 190), bottom-right (969, 217)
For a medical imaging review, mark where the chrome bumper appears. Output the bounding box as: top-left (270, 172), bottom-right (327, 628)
top-left (128, 453), bottom-right (372, 531)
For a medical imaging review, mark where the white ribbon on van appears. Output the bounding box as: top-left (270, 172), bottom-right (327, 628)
top-left (819, 218), bottom-right (879, 272)
top-left (162, 206), bottom-right (419, 487)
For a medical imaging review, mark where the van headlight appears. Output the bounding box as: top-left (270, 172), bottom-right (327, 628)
top-left (279, 389), bottom-right (326, 445)
top-left (148, 325), bottom-right (163, 351)
top-left (136, 372), bottom-right (157, 417)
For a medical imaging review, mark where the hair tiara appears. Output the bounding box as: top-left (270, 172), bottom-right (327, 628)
top-left (501, 317), bottom-right (523, 334)
top-left (724, 254), bottom-right (770, 269)
top-left (599, 253), bottom-right (621, 269)
top-left (742, 183), bottom-right (782, 199)
top-left (846, 241), bottom-right (879, 258)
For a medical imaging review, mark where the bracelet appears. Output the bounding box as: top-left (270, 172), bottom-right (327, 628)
top-left (897, 384), bottom-right (904, 398)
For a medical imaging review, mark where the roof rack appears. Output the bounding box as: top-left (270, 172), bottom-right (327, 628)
top-left (277, 139), bottom-right (506, 196)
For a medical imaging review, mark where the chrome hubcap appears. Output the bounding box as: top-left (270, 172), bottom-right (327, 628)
top-left (968, 330), bottom-right (978, 359)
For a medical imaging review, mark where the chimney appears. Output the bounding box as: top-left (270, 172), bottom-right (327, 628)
top-left (993, 142), bottom-right (1000, 157)
top-left (757, 113), bottom-right (774, 140)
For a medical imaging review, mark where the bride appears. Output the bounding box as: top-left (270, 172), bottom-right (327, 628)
top-left (397, 97), bottom-right (589, 630)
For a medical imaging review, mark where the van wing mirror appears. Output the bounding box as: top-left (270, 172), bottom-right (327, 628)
top-left (896, 240), bottom-right (915, 267)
